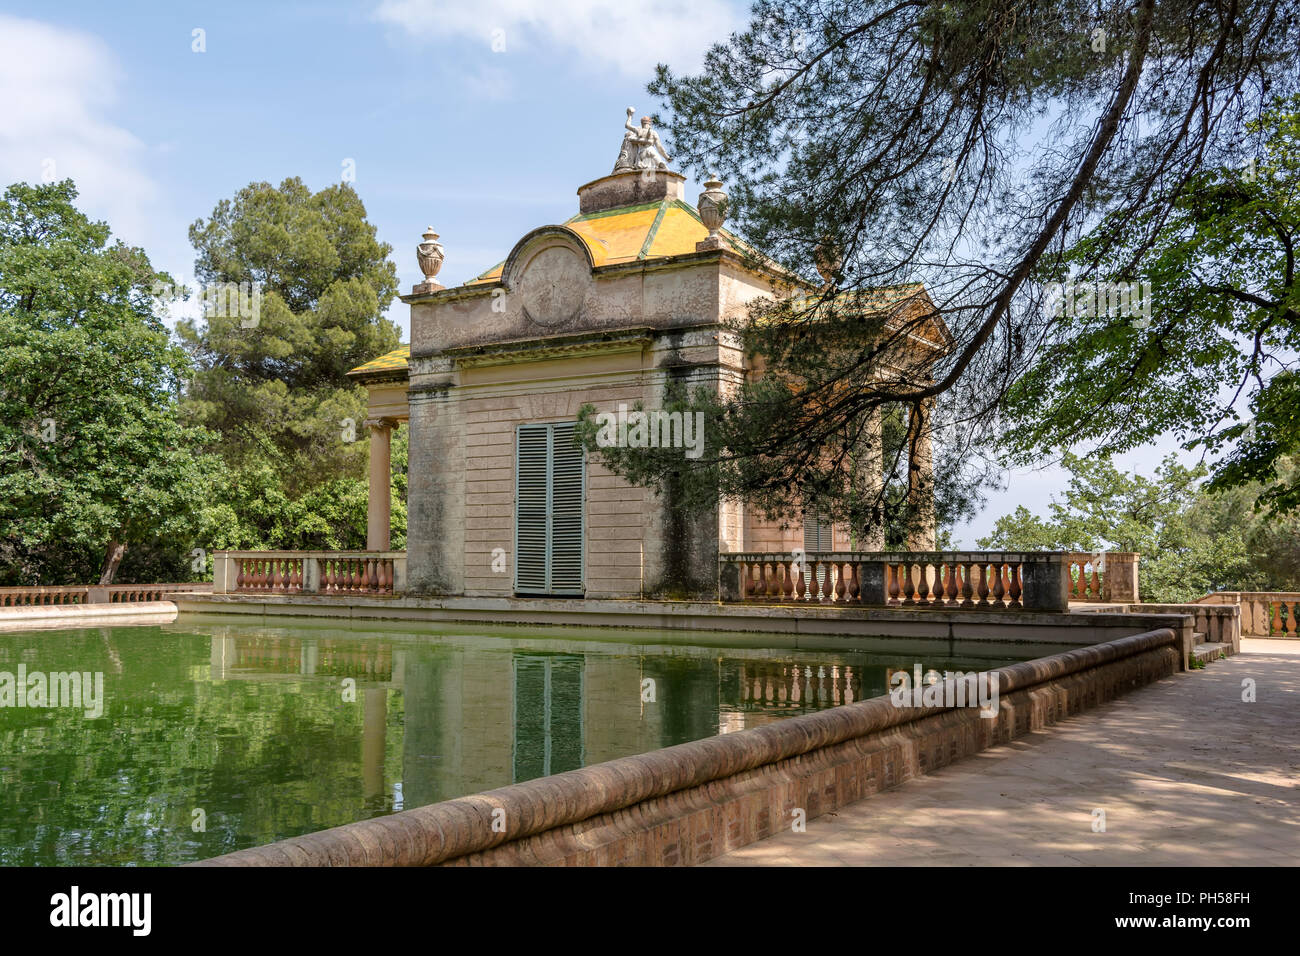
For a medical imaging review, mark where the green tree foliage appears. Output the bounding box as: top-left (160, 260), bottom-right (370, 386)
top-left (1004, 95), bottom-right (1300, 514)
top-left (629, 0), bottom-right (1296, 527)
top-left (978, 453), bottom-right (1299, 602)
top-left (176, 178), bottom-right (402, 548)
top-left (577, 378), bottom-right (987, 546)
top-left (0, 181), bottom-right (219, 585)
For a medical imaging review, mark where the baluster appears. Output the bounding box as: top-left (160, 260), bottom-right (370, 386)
top-left (793, 560), bottom-right (806, 602)
top-left (835, 562), bottom-right (848, 602)
top-left (848, 562), bottom-right (861, 603)
top-left (236, 560), bottom-right (246, 590)
top-left (941, 562), bottom-right (956, 606)
top-left (902, 563), bottom-right (916, 606)
top-left (958, 562), bottom-right (973, 606)
top-left (1008, 563), bottom-right (1022, 607)
top-left (887, 563), bottom-right (900, 605)
top-left (916, 561), bottom-right (930, 605)
top-left (1075, 562), bottom-right (1087, 600)
top-left (976, 563), bottom-right (990, 606)
top-left (1089, 563), bottom-right (1101, 600)
top-left (992, 563), bottom-right (1006, 607)
top-left (1272, 601), bottom-right (1284, 636)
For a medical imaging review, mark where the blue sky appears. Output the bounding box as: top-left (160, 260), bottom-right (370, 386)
top-left (0, 1), bottom-right (1207, 545)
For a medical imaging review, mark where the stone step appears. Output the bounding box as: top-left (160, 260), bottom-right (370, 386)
top-left (1192, 631), bottom-right (1208, 645)
top-left (1192, 642), bottom-right (1227, 664)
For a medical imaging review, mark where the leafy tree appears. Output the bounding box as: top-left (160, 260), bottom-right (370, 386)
top-left (177, 177), bottom-right (400, 492)
top-left (977, 452), bottom-right (1297, 602)
top-left (615, 0), bottom-right (1296, 530)
top-left (175, 178), bottom-right (402, 549)
top-left (0, 181), bottom-right (219, 585)
top-left (1004, 94), bottom-right (1300, 513)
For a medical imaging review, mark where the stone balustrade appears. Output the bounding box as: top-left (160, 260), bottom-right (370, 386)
top-left (1065, 552), bottom-right (1140, 603)
top-left (1196, 591), bottom-right (1300, 637)
top-left (0, 583), bottom-right (211, 606)
top-left (717, 551), bottom-right (1118, 612)
top-left (212, 551), bottom-right (407, 597)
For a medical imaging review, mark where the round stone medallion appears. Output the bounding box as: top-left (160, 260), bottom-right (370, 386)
top-left (516, 244), bottom-right (588, 328)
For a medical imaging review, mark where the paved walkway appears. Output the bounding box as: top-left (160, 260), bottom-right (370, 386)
top-left (708, 639), bottom-right (1300, 866)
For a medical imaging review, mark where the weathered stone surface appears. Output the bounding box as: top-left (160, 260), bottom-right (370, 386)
top-left (713, 638), bottom-right (1300, 866)
top-left (577, 170), bottom-right (686, 214)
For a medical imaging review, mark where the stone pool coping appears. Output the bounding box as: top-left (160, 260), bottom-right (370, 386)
top-left (173, 592), bottom-right (1212, 658)
top-left (193, 626), bottom-right (1180, 867)
top-left (0, 601), bottom-right (178, 632)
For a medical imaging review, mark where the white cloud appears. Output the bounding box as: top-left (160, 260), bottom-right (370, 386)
top-left (374, 0), bottom-right (739, 79)
top-left (0, 15), bottom-right (157, 244)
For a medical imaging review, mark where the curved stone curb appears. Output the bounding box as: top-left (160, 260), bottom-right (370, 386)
top-left (193, 628), bottom-right (1177, 867)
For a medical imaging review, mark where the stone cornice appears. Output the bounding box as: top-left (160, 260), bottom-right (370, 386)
top-left (441, 327), bottom-right (656, 368)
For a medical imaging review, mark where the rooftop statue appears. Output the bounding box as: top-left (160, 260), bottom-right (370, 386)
top-left (613, 107), bottom-right (672, 172)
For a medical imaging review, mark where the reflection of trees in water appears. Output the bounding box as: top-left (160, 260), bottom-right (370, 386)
top-left (642, 655), bottom-right (721, 749)
top-left (0, 628), bottom-right (393, 866)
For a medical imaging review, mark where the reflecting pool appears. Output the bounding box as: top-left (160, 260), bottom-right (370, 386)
top-left (0, 617), bottom-right (1066, 864)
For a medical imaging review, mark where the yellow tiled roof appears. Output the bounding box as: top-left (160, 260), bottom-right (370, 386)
top-left (347, 344), bottom-right (409, 377)
top-left (466, 199), bottom-right (749, 285)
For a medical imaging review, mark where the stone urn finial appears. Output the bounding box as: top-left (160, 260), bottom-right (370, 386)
top-left (696, 175), bottom-right (728, 251)
top-left (415, 226), bottom-right (445, 293)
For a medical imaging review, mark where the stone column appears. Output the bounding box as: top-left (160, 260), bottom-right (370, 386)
top-left (905, 399), bottom-right (936, 550)
top-left (366, 419), bottom-right (393, 551)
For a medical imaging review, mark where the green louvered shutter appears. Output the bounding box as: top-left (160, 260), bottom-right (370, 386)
top-left (549, 423), bottom-right (585, 595)
top-left (515, 425), bottom-right (550, 593)
top-left (514, 422), bottom-right (585, 595)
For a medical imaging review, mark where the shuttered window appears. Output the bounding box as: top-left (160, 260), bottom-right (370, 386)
top-left (803, 511), bottom-right (833, 552)
top-left (514, 422), bottom-right (586, 596)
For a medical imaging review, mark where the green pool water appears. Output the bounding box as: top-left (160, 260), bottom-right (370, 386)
top-left (0, 618), bottom-right (1056, 865)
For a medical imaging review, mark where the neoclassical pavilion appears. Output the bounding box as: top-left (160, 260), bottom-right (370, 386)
top-left (349, 115), bottom-right (949, 600)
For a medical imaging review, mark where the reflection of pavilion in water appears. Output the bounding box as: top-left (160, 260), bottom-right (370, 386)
top-left (203, 628), bottom-right (932, 814)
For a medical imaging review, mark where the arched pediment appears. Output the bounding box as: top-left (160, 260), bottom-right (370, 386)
top-left (502, 226), bottom-right (595, 330)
